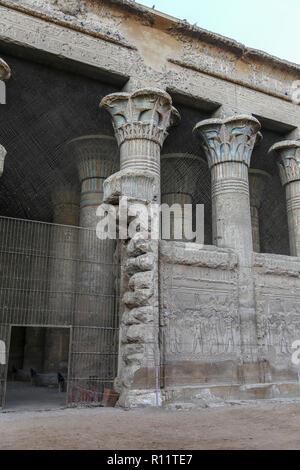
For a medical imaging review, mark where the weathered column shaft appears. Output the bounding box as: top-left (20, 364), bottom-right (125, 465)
top-left (66, 135), bottom-right (118, 389)
top-left (101, 88), bottom-right (180, 407)
top-left (269, 141), bottom-right (300, 257)
top-left (43, 184), bottom-right (79, 375)
top-left (52, 186), bottom-right (79, 226)
top-left (120, 139), bottom-right (161, 176)
top-left (211, 161), bottom-right (252, 257)
top-left (286, 182), bottom-right (300, 256)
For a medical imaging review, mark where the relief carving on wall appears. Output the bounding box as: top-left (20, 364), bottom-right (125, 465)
top-left (162, 290), bottom-right (240, 360)
top-left (257, 297), bottom-right (300, 359)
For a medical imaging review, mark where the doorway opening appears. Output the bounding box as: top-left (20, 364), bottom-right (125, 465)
top-left (5, 326), bottom-right (71, 411)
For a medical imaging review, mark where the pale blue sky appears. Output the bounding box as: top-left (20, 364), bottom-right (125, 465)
top-left (137, 0), bottom-right (300, 65)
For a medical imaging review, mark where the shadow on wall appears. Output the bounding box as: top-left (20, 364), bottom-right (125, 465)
top-left (0, 54), bottom-right (118, 223)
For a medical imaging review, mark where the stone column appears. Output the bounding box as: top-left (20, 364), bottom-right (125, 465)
top-left (269, 140), bottom-right (300, 257)
top-left (43, 184), bottom-right (80, 377)
top-left (101, 88), bottom-right (180, 407)
top-left (194, 115), bottom-right (262, 381)
top-left (51, 184), bottom-right (80, 227)
top-left (249, 169), bottom-right (271, 253)
top-left (68, 135), bottom-right (118, 317)
top-left (66, 135), bottom-right (118, 387)
top-left (161, 153), bottom-right (203, 241)
top-left (193, 116), bottom-right (261, 254)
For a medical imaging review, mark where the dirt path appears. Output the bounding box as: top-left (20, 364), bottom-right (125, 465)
top-left (0, 401), bottom-right (300, 450)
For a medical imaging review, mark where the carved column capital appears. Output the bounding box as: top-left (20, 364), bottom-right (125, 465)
top-left (193, 115), bottom-right (261, 169)
top-left (67, 134), bottom-right (118, 180)
top-left (269, 140), bottom-right (300, 186)
top-left (100, 88), bottom-right (180, 148)
top-left (66, 134), bottom-right (118, 227)
top-left (0, 58), bottom-right (11, 81)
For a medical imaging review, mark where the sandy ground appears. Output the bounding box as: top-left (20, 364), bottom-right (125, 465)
top-left (1, 401), bottom-right (300, 450)
top-left (5, 382), bottom-right (66, 411)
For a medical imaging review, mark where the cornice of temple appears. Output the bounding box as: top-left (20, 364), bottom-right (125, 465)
top-left (94, 1), bottom-right (300, 74)
top-left (1, 0), bottom-right (299, 77)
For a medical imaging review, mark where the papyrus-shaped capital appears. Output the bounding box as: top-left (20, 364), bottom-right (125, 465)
top-left (193, 115), bottom-right (261, 169)
top-left (269, 140), bottom-right (300, 186)
top-left (101, 88), bottom-right (180, 147)
top-left (67, 134), bottom-right (119, 181)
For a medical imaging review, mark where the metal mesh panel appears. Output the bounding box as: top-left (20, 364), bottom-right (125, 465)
top-left (69, 326), bottom-right (119, 406)
top-left (0, 216), bottom-right (119, 408)
top-left (161, 104), bottom-right (213, 245)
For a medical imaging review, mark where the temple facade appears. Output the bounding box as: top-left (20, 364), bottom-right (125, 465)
top-left (0, 0), bottom-right (300, 409)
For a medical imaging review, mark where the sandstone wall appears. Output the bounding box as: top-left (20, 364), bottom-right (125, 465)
top-left (160, 242), bottom-right (300, 403)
